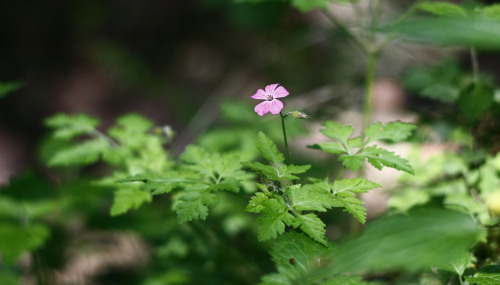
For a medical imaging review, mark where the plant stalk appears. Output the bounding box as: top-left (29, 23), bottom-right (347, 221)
top-left (362, 51), bottom-right (377, 131)
top-left (280, 112), bottom-right (292, 165)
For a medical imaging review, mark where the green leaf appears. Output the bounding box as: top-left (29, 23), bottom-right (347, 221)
top-left (0, 81), bottom-right (24, 98)
top-left (421, 84), bottom-right (460, 102)
top-left (45, 113), bottom-right (100, 139)
top-left (257, 132), bottom-right (284, 166)
top-left (320, 121), bottom-right (353, 147)
top-left (465, 265), bottom-right (500, 285)
top-left (339, 155), bottom-right (365, 171)
top-left (331, 178), bottom-right (381, 194)
top-left (110, 187), bottom-right (152, 216)
top-left (242, 161), bottom-right (280, 181)
top-left (307, 142), bottom-right (345, 155)
top-left (114, 113), bottom-right (154, 132)
top-left (297, 213), bottom-right (327, 245)
top-left (117, 172), bottom-right (185, 195)
top-left (260, 231), bottom-right (333, 284)
top-left (288, 184), bottom-right (335, 212)
top-left (246, 192), bottom-right (270, 213)
top-left (175, 186), bottom-right (216, 223)
top-left (483, 4), bottom-right (500, 21)
top-left (258, 210), bottom-right (297, 241)
top-left (48, 137), bottom-right (110, 166)
top-left (415, 2), bottom-right (467, 17)
top-left (0, 223), bottom-right (50, 265)
top-left (278, 164), bottom-right (311, 180)
top-left (459, 84), bottom-right (494, 123)
top-left (332, 208), bottom-right (485, 273)
top-left (332, 192), bottom-right (367, 224)
top-left (364, 121), bottom-right (416, 143)
top-left (391, 16), bottom-right (500, 49)
top-left (257, 198), bottom-right (296, 241)
top-left (291, 0), bottom-right (328, 12)
top-left (362, 145), bottom-right (414, 174)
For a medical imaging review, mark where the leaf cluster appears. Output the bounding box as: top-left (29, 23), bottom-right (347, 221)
top-left (309, 121), bottom-right (415, 174)
top-left (244, 132), bottom-right (381, 245)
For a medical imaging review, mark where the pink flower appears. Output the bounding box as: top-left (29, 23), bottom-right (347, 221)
top-left (251, 84), bottom-right (289, 116)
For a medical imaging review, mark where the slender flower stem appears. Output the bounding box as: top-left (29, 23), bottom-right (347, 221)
top-left (280, 112), bottom-right (292, 165)
top-left (470, 47), bottom-right (479, 84)
top-left (362, 51), bottom-right (377, 131)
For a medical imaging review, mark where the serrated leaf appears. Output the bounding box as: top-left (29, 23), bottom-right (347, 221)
top-left (45, 113), bottom-right (100, 139)
top-left (257, 132), bottom-right (284, 166)
top-left (297, 213), bottom-right (327, 245)
top-left (307, 142), bottom-right (345, 155)
top-left (415, 2), bottom-right (467, 17)
top-left (209, 178), bottom-right (241, 192)
top-left (278, 164), bottom-right (311, 180)
top-left (332, 192), bottom-right (367, 224)
top-left (242, 161), bottom-right (279, 181)
top-left (175, 187), bottom-right (216, 223)
top-left (320, 121), bottom-right (353, 146)
top-left (261, 231), bottom-right (333, 284)
top-left (258, 210), bottom-right (297, 241)
top-left (339, 155), bottom-right (365, 171)
top-left (465, 265), bottom-right (500, 285)
top-left (110, 187), bottom-right (152, 216)
top-left (0, 223), bottom-right (50, 265)
top-left (363, 145), bottom-right (414, 174)
top-left (257, 198), bottom-right (296, 241)
top-left (48, 137), bottom-right (110, 166)
top-left (347, 138), bottom-right (363, 149)
top-left (288, 184), bottom-right (335, 212)
top-left (247, 192), bottom-right (270, 213)
top-left (331, 178), bottom-right (381, 194)
top-left (364, 121), bottom-right (416, 143)
top-left (332, 208), bottom-right (485, 273)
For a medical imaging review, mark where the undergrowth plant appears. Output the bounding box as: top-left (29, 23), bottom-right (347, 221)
top-left (2, 0), bottom-right (500, 284)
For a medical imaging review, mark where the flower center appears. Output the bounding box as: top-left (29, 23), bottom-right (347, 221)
top-left (266, 94), bottom-right (273, 101)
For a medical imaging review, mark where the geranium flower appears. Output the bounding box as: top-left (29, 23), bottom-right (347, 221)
top-left (251, 83), bottom-right (289, 116)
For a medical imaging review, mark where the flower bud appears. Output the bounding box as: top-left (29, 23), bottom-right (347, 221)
top-left (290, 110), bottom-right (309, 119)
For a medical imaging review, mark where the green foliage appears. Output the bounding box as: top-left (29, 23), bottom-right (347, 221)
top-left (415, 2), bottom-right (467, 17)
top-left (390, 16), bottom-right (500, 50)
top-left (465, 265), bottom-right (500, 285)
top-left (260, 231), bottom-right (335, 284)
top-left (332, 208), bottom-right (485, 273)
top-left (403, 59), bottom-right (463, 103)
top-left (458, 83), bottom-right (494, 123)
top-left (309, 121), bottom-right (415, 174)
top-left (110, 187), bottom-right (152, 216)
top-left (0, 81), bottom-right (24, 98)
top-left (0, 223), bottom-right (50, 264)
top-left (45, 113), bottom-right (100, 139)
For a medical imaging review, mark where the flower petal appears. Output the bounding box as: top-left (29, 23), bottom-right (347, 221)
top-left (272, 86), bottom-right (289, 98)
top-left (265, 84), bottom-right (279, 94)
top-left (255, 101), bottom-right (271, 116)
top-left (268, 99), bottom-right (284, 115)
top-left (251, 89), bottom-right (267, 100)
